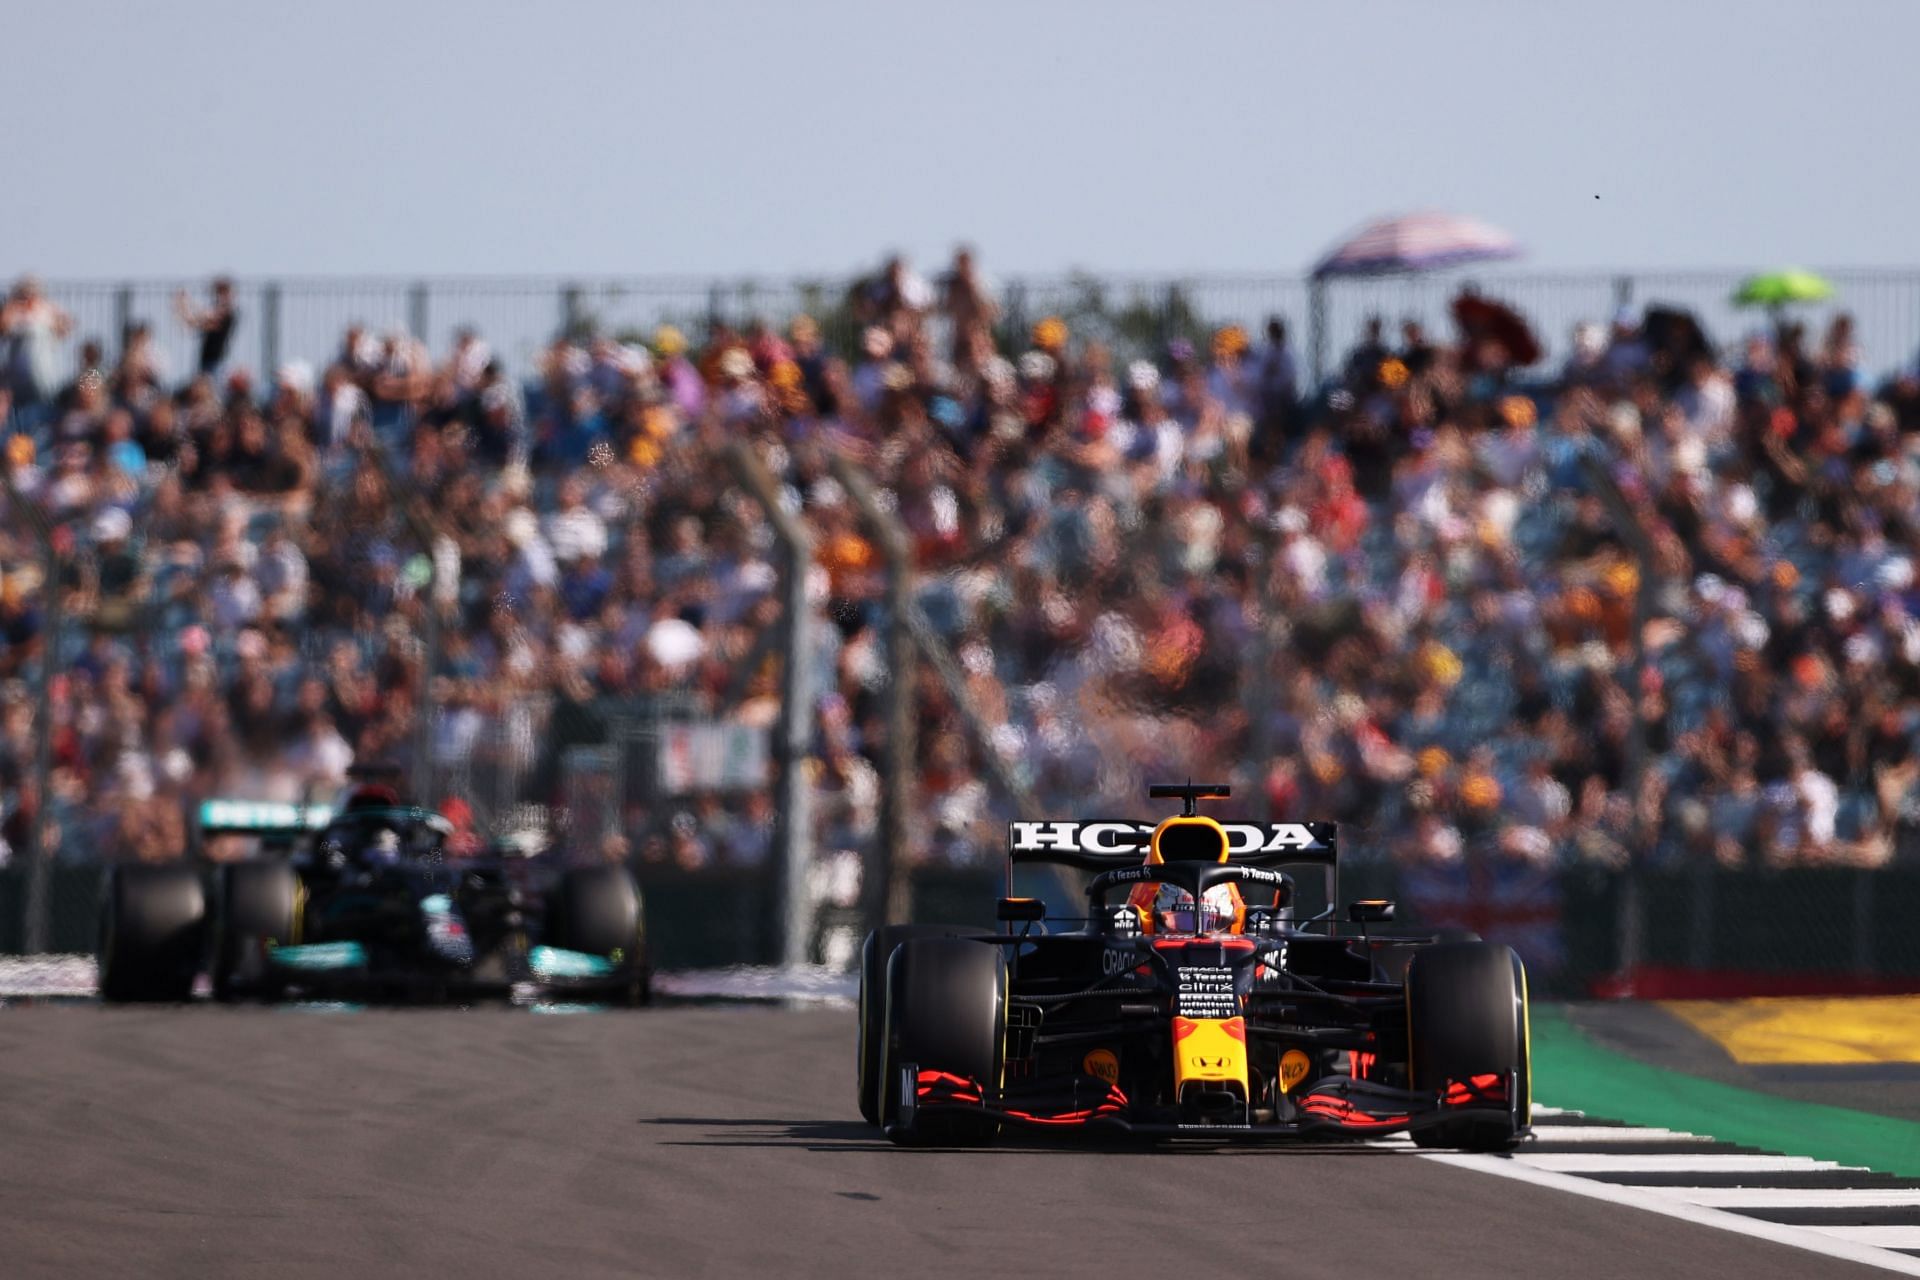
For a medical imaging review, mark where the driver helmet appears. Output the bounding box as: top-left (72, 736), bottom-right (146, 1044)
top-left (1126, 814), bottom-right (1244, 934)
top-left (1149, 883), bottom-right (1239, 934)
top-left (365, 828), bottom-right (403, 866)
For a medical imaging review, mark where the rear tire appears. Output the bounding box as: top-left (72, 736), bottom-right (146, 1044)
top-left (881, 937), bottom-right (1006, 1147)
top-left (549, 866), bottom-right (649, 1005)
top-left (98, 863), bottom-right (207, 1003)
top-left (1406, 942), bottom-right (1529, 1151)
top-left (857, 924), bottom-right (984, 1125)
top-left (211, 861), bottom-right (299, 1002)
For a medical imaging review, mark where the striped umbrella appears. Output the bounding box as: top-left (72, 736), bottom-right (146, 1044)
top-left (1312, 211), bottom-right (1522, 279)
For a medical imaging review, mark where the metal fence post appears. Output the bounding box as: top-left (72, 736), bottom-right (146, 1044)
top-left (899, 605), bottom-right (1039, 823)
top-left (260, 282), bottom-right (281, 380)
top-left (2, 463), bottom-right (59, 953)
top-left (725, 441), bottom-right (816, 968)
top-left (409, 281), bottom-right (430, 344)
top-left (416, 552), bottom-right (440, 808)
top-left (1003, 280), bottom-right (1027, 354)
top-left (1613, 274), bottom-right (1634, 316)
top-left (1583, 455), bottom-right (1658, 989)
top-left (113, 284), bottom-right (134, 354)
top-left (826, 454), bottom-right (915, 933)
top-left (1307, 277), bottom-right (1328, 390)
top-left (1247, 498), bottom-right (1289, 823)
top-left (357, 435), bottom-right (441, 806)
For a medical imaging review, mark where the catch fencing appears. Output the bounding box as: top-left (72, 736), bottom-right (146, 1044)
top-left (37, 268), bottom-right (1920, 396)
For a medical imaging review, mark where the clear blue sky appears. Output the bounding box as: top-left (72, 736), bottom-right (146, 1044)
top-left (6, 0), bottom-right (1916, 280)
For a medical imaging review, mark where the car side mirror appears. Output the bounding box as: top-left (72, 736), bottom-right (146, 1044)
top-left (1347, 899), bottom-right (1396, 923)
top-left (997, 897), bottom-right (1046, 923)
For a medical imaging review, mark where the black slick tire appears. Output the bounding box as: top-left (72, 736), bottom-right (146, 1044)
top-left (1405, 941), bottom-right (1529, 1151)
top-left (881, 936), bottom-right (1006, 1147)
top-left (856, 924), bottom-right (984, 1125)
top-left (211, 861), bottom-right (299, 1002)
top-left (98, 863), bottom-right (207, 1003)
top-left (549, 865), bottom-right (649, 1005)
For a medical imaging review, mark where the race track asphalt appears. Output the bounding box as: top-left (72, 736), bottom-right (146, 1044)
top-left (0, 1004), bottom-right (1888, 1279)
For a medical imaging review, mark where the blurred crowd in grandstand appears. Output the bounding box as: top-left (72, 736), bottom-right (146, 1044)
top-left (3, 251), bottom-right (1920, 889)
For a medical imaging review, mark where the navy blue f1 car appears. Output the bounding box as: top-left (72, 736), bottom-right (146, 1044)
top-left (857, 783), bottom-right (1529, 1149)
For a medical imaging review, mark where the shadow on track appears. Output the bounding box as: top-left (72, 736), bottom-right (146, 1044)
top-left (641, 1116), bottom-right (1421, 1157)
top-left (643, 1116), bottom-right (895, 1152)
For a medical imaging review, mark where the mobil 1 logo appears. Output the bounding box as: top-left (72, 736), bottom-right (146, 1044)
top-left (1175, 966), bottom-right (1238, 1019)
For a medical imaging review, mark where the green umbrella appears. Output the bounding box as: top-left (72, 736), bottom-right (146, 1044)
top-left (1733, 269), bottom-right (1835, 307)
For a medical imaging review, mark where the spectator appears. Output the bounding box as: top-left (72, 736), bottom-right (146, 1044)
top-left (2, 276), bottom-right (73, 425)
top-left (940, 246), bottom-right (998, 361)
top-left (175, 277), bottom-right (238, 377)
top-left (1254, 317), bottom-right (1298, 444)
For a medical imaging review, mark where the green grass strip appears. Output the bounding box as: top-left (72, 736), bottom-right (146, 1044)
top-left (1534, 1004), bottom-right (1920, 1177)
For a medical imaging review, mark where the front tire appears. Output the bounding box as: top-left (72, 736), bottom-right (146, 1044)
top-left (549, 865), bottom-right (650, 1005)
top-left (1405, 942), bottom-right (1529, 1151)
top-left (881, 936), bottom-right (1006, 1147)
top-left (98, 863), bottom-right (207, 1003)
top-left (857, 925), bottom-right (986, 1125)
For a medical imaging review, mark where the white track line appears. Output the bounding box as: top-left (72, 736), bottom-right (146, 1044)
top-left (1809, 1226), bottom-right (1920, 1250)
top-left (1425, 1152), bottom-right (1920, 1277)
top-left (0, 959), bottom-right (865, 1004)
top-left (1526, 1127), bottom-right (1704, 1144)
top-left (1668, 1188), bottom-right (1920, 1209)
top-left (1517, 1153), bottom-right (1849, 1174)
top-left (0, 955), bottom-right (94, 997)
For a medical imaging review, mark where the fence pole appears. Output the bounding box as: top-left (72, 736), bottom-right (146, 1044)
top-left (409, 281), bottom-right (430, 344)
top-left (1582, 455), bottom-right (1657, 989)
top-left (357, 436), bottom-right (441, 807)
top-left (260, 282), bottom-right (281, 380)
top-left (1004, 281), bottom-right (1027, 355)
top-left (725, 441), bottom-right (816, 967)
top-left (1248, 547), bottom-right (1281, 823)
top-left (825, 454), bottom-right (915, 933)
top-left (899, 605), bottom-right (1039, 823)
top-left (113, 284), bottom-right (133, 355)
top-left (2, 462), bottom-right (59, 953)
top-left (1308, 277), bottom-right (1328, 389)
